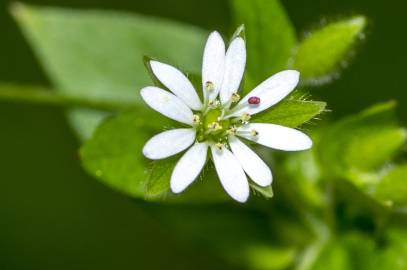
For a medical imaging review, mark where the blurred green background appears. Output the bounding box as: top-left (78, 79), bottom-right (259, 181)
top-left (0, 0), bottom-right (405, 269)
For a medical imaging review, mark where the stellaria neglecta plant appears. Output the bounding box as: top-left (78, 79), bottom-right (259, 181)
top-left (141, 30), bottom-right (312, 202)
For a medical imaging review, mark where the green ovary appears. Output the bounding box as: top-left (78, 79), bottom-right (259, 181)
top-left (196, 109), bottom-right (232, 144)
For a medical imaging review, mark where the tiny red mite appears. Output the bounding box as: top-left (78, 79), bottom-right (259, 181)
top-left (248, 96), bottom-right (261, 105)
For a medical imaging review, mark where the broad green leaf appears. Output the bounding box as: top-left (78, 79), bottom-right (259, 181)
top-left (79, 110), bottom-right (158, 198)
top-left (230, 0), bottom-right (297, 90)
top-left (292, 16), bottom-right (366, 85)
top-left (80, 110), bottom-right (228, 202)
top-left (318, 101), bottom-right (406, 185)
top-left (373, 164), bottom-right (407, 207)
top-left (252, 99), bottom-right (326, 128)
top-left (13, 3), bottom-right (206, 139)
top-left (144, 156), bottom-right (178, 199)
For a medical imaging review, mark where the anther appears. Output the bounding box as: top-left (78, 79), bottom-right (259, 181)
top-left (226, 127), bottom-right (237, 136)
top-left (248, 96), bottom-right (261, 105)
top-left (231, 93), bottom-right (241, 103)
top-left (251, 129), bottom-right (259, 137)
top-left (207, 122), bottom-right (222, 131)
top-left (215, 142), bottom-right (224, 150)
top-left (205, 81), bottom-right (215, 92)
top-left (192, 114), bottom-right (201, 125)
top-left (241, 112), bottom-right (251, 123)
top-left (208, 100), bottom-right (220, 108)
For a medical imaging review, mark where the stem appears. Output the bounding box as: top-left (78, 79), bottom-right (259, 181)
top-left (0, 83), bottom-right (138, 111)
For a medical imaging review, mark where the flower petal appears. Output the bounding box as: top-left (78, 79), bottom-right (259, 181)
top-left (141, 86), bottom-right (194, 125)
top-left (229, 137), bottom-right (272, 187)
top-left (237, 123), bottom-right (312, 151)
top-left (150, 61), bottom-right (202, 110)
top-left (143, 128), bottom-right (196, 160)
top-left (170, 143), bottom-right (208, 193)
top-left (202, 31), bottom-right (225, 102)
top-left (210, 145), bottom-right (249, 203)
top-left (220, 37), bottom-right (246, 104)
top-left (229, 70), bottom-right (300, 117)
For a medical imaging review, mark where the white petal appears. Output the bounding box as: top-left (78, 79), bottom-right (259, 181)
top-left (170, 143), bottom-right (208, 193)
top-left (210, 145), bottom-right (249, 203)
top-left (202, 31), bottom-right (225, 102)
top-left (150, 61), bottom-right (202, 110)
top-left (229, 70), bottom-right (300, 117)
top-left (143, 128), bottom-right (196, 160)
top-left (237, 123), bottom-right (312, 151)
top-left (220, 37), bottom-right (246, 104)
top-left (229, 137), bottom-right (272, 186)
top-left (141, 86), bottom-right (194, 125)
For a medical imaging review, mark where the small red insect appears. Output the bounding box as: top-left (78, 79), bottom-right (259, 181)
top-left (248, 96), bottom-right (261, 105)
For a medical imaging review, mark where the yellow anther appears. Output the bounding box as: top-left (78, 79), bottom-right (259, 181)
top-left (241, 112), bottom-right (251, 122)
top-left (192, 114), bottom-right (201, 125)
top-left (208, 99), bottom-right (220, 108)
top-left (215, 142), bottom-right (224, 150)
top-left (208, 122), bottom-right (222, 131)
top-left (227, 127), bottom-right (237, 136)
top-left (205, 81), bottom-right (215, 92)
top-left (251, 129), bottom-right (259, 137)
top-left (231, 93), bottom-right (241, 103)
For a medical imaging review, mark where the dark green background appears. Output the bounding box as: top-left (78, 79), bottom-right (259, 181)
top-left (0, 0), bottom-right (405, 269)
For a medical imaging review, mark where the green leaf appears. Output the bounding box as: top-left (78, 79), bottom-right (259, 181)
top-left (292, 16), bottom-right (366, 85)
top-left (13, 3), bottom-right (206, 139)
top-left (144, 156), bottom-right (178, 199)
top-left (79, 111), bottom-right (157, 198)
top-left (230, 0), bottom-right (297, 90)
top-left (373, 164), bottom-right (407, 207)
top-left (80, 110), bottom-right (228, 202)
top-left (318, 101), bottom-right (406, 186)
top-left (252, 99), bottom-right (326, 128)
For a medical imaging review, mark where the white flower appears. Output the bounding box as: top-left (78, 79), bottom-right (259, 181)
top-left (141, 31), bottom-right (312, 203)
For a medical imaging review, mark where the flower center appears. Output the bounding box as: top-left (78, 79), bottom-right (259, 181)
top-left (195, 108), bottom-right (232, 144)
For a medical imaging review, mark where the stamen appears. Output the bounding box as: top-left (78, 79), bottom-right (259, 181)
top-left (208, 99), bottom-right (220, 108)
top-left (248, 96), bottom-right (261, 105)
top-left (192, 114), bottom-right (201, 125)
top-left (215, 142), bottom-right (224, 150)
top-left (205, 81), bottom-right (215, 92)
top-left (231, 93), bottom-right (241, 103)
top-left (250, 129), bottom-right (259, 137)
top-left (207, 122), bottom-right (222, 131)
top-left (241, 112), bottom-right (251, 123)
top-left (226, 127), bottom-right (237, 136)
